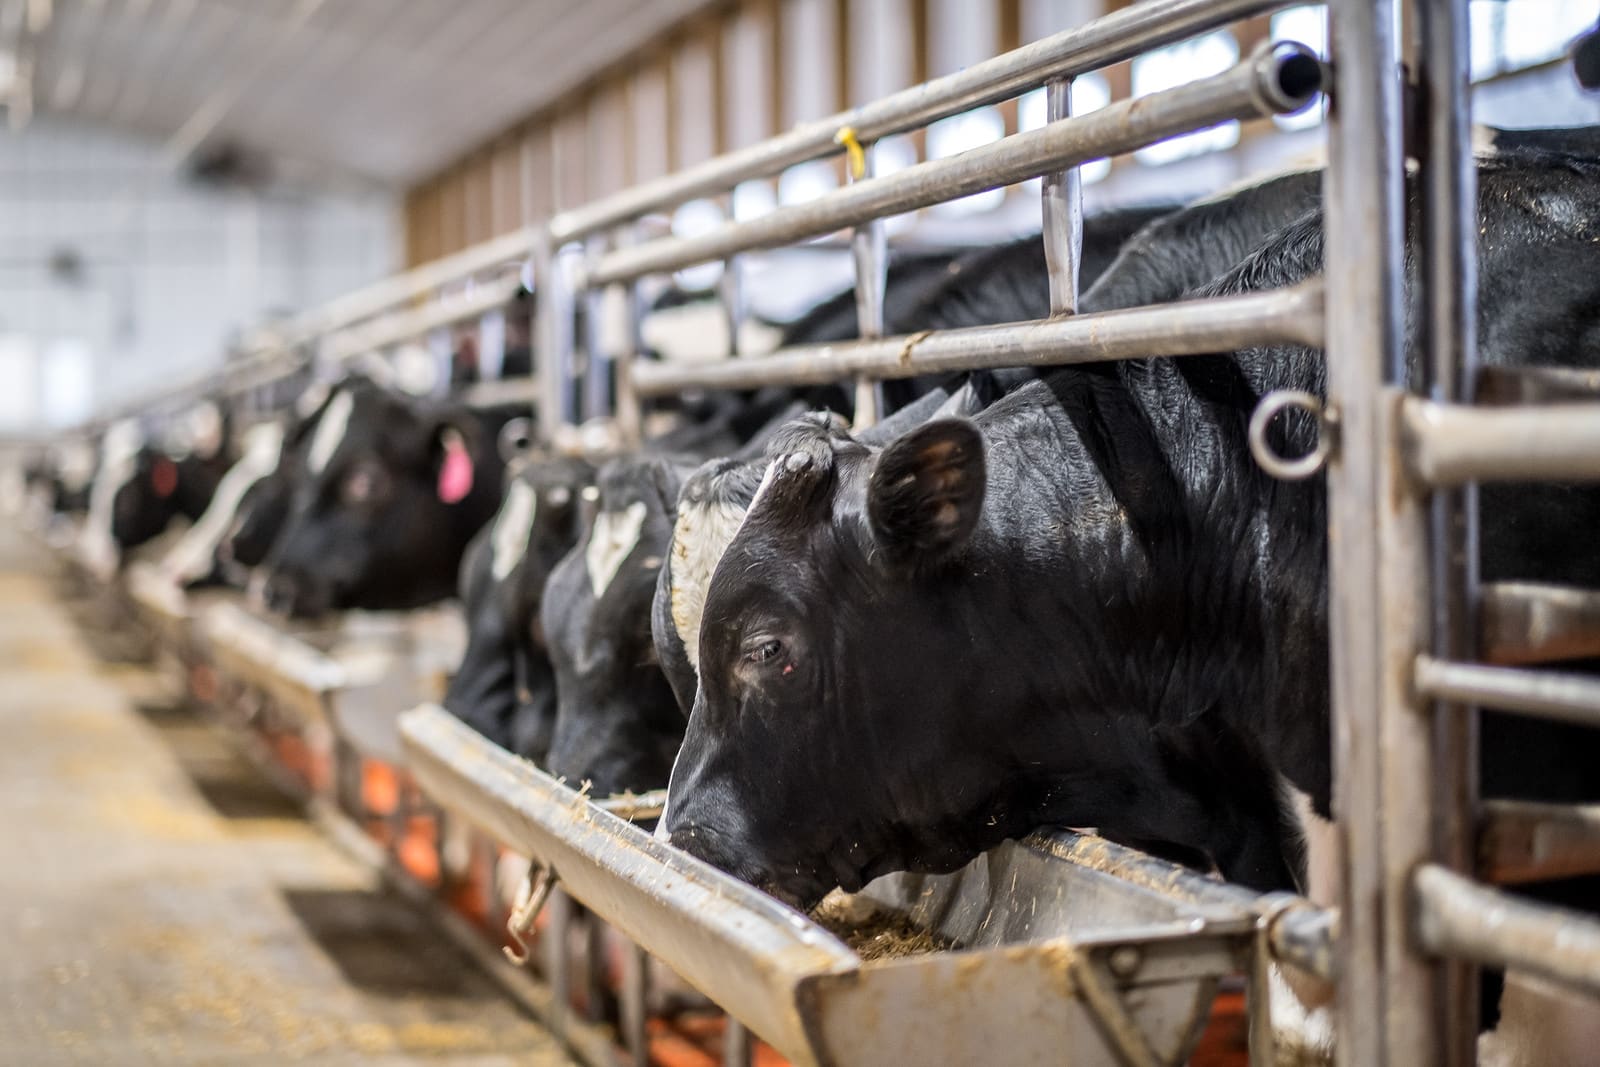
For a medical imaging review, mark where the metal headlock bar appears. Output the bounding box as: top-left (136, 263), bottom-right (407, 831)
top-left (1324, 2), bottom-right (1600, 1065)
top-left (60, 0), bottom-right (1600, 1062)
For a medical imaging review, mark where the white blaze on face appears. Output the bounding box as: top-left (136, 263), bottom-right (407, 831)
top-left (81, 419), bottom-right (145, 578)
top-left (491, 480), bottom-right (538, 582)
top-left (161, 422), bottom-right (284, 585)
top-left (305, 389), bottom-right (354, 475)
top-left (669, 462), bottom-right (775, 676)
top-left (585, 500), bottom-right (648, 599)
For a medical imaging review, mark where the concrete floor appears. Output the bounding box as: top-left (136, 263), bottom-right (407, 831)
top-left (0, 528), bottom-right (574, 1066)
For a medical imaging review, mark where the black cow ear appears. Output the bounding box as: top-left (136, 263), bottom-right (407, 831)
top-left (867, 419), bottom-right (985, 567)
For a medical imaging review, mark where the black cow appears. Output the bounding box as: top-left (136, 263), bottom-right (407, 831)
top-left (259, 379), bottom-right (519, 617)
top-left (532, 209), bottom-right (1175, 793)
top-left (661, 150), bottom-right (1600, 911)
top-left (445, 453), bottom-right (595, 761)
top-left (108, 445), bottom-right (231, 554)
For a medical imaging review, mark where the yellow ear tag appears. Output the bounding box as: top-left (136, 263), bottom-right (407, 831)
top-left (834, 125), bottom-right (867, 181)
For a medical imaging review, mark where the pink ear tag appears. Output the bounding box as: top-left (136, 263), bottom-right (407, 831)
top-left (437, 430), bottom-right (475, 504)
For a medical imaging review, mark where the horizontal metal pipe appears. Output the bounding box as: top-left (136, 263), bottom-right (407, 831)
top-left (1402, 396), bottom-right (1600, 486)
top-left (1414, 654), bottom-right (1600, 729)
top-left (323, 276), bottom-right (522, 360)
top-left (547, 0), bottom-right (1294, 243)
top-left (1479, 799), bottom-right (1600, 885)
top-left (632, 280), bottom-right (1325, 396)
top-left (272, 227), bottom-right (536, 349)
top-left (586, 42), bottom-right (1321, 286)
top-left (1268, 905), bottom-right (1339, 982)
top-left (1480, 582), bottom-right (1600, 666)
top-left (1414, 863), bottom-right (1600, 997)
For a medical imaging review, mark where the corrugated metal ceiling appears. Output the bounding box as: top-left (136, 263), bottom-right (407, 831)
top-left (14, 0), bottom-right (718, 186)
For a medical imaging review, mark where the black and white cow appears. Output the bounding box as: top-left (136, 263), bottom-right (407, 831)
top-left (160, 421), bottom-right (287, 588)
top-left (660, 149), bottom-right (1600, 906)
top-left (444, 452), bottom-right (595, 762)
top-left (258, 379), bottom-right (520, 617)
top-left (80, 410), bottom-right (233, 578)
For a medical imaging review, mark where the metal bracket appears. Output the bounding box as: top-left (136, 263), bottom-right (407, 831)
top-left (504, 858), bottom-right (560, 965)
top-left (1249, 389), bottom-right (1338, 481)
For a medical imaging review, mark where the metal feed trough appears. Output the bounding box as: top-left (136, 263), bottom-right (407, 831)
top-left (202, 600), bottom-right (464, 767)
top-left (52, 0), bottom-right (1600, 1061)
top-left (402, 704), bottom-right (1291, 1067)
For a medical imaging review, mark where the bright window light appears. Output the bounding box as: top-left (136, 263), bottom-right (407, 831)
top-left (927, 106), bottom-right (1006, 215)
top-left (1271, 6), bottom-right (1327, 130)
top-left (1470, 0), bottom-right (1595, 79)
top-left (1131, 31), bottom-right (1241, 166)
top-left (778, 160), bottom-right (837, 207)
top-left (732, 179), bottom-right (776, 221)
top-left (671, 199), bottom-right (725, 290)
top-left (1018, 74), bottom-right (1112, 184)
top-left (1500, 0), bottom-right (1595, 70)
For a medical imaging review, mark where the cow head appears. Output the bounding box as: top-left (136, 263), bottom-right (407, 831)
top-left (110, 447), bottom-right (227, 551)
top-left (259, 382), bottom-right (503, 618)
top-left (661, 414), bottom-right (1006, 908)
top-left (542, 454), bottom-right (687, 796)
top-left (444, 453), bottom-right (595, 761)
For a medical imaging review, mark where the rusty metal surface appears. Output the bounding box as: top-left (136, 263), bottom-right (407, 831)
top-left (632, 282), bottom-right (1325, 396)
top-left (202, 601), bottom-right (464, 765)
top-left (585, 43), bottom-right (1319, 287)
top-left (1479, 800), bottom-right (1600, 885)
top-left (1476, 365), bottom-right (1600, 406)
top-left (401, 704), bottom-right (1276, 1067)
top-left (1401, 397), bottom-right (1600, 487)
top-left (1480, 582), bottom-right (1600, 666)
top-left (1414, 655), bottom-right (1600, 730)
top-left (1415, 863), bottom-right (1600, 998)
top-left (0, 533), bottom-right (572, 1065)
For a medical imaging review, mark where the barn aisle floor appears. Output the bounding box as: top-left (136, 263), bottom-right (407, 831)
top-left (0, 528), bottom-right (573, 1066)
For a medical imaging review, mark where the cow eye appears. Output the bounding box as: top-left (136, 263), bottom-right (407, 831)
top-left (746, 638), bottom-right (783, 664)
top-left (341, 466), bottom-right (383, 505)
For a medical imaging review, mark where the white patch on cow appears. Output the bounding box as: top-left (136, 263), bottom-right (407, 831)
top-left (295, 382), bottom-right (331, 420)
top-left (1479, 970), bottom-right (1600, 1067)
top-left (1268, 964), bottom-right (1335, 1066)
top-left (306, 389), bottom-right (354, 475)
top-left (81, 419), bottom-right (145, 578)
top-left (491, 480), bottom-right (538, 582)
top-left (669, 462), bottom-right (775, 677)
top-left (585, 501), bottom-right (647, 598)
top-left (160, 423), bottom-right (284, 585)
top-left (184, 401), bottom-right (225, 460)
top-left (1279, 777), bottom-right (1339, 906)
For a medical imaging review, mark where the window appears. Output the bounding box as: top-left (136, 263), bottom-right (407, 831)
top-left (671, 198), bottom-right (726, 289)
top-left (1472, 0), bottom-right (1595, 79)
top-left (1131, 30), bottom-right (1241, 166)
top-left (926, 105), bottom-right (1006, 215)
top-left (1018, 73), bottom-right (1112, 184)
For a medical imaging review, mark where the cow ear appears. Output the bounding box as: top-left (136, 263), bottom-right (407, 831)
top-left (150, 457), bottom-right (179, 499)
top-left (867, 419), bottom-right (985, 566)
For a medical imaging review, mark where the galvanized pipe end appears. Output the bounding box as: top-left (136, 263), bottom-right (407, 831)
top-left (1251, 40), bottom-right (1325, 117)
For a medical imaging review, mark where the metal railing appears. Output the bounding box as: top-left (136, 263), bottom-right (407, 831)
top-left (51, 0), bottom-right (1600, 1062)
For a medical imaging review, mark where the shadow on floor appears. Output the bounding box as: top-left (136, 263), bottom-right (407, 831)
top-left (282, 887), bottom-right (489, 1000)
top-left (131, 696), bottom-right (304, 822)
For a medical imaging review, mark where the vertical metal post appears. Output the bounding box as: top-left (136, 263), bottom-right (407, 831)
top-left (719, 254), bottom-right (745, 357)
top-left (543, 887), bottom-right (574, 1039)
top-left (1325, 2), bottom-right (1437, 1065)
top-left (848, 140), bottom-right (887, 430)
top-left (620, 942), bottom-right (650, 1067)
top-left (582, 913), bottom-right (608, 1023)
top-left (615, 222), bottom-right (646, 449)
top-left (1041, 76), bottom-right (1084, 316)
top-left (722, 1016), bottom-right (753, 1067)
top-left (535, 235), bottom-right (577, 442)
top-left (1414, 0), bottom-right (1480, 1060)
top-left (583, 235), bottom-right (613, 423)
